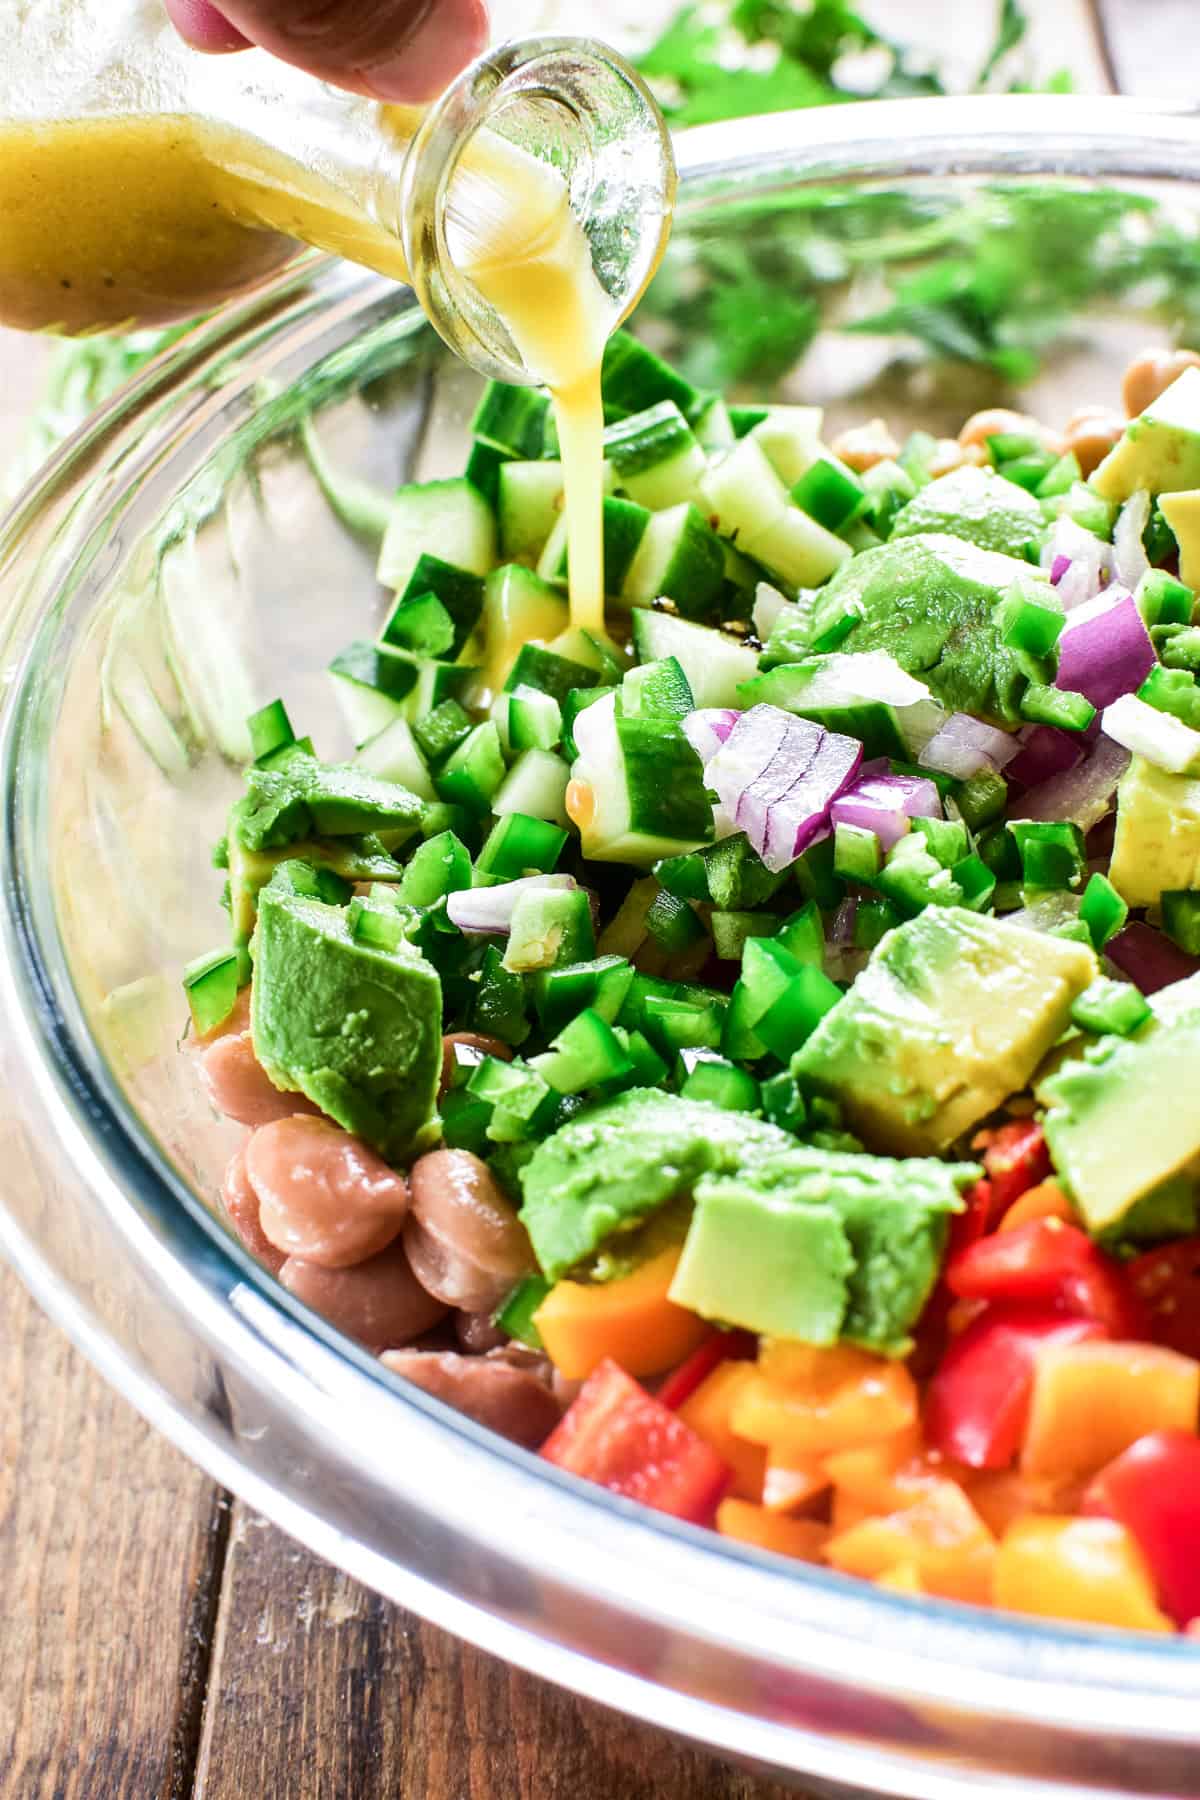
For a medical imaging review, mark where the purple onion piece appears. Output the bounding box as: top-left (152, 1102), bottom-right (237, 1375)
top-left (1007, 725), bottom-right (1085, 788)
top-left (830, 772), bottom-right (941, 851)
top-left (1016, 733), bottom-right (1131, 831)
top-left (761, 733), bottom-right (862, 872)
top-left (1113, 490), bottom-right (1151, 594)
top-left (1041, 518), bottom-right (1112, 611)
top-left (1054, 590), bottom-right (1155, 709)
top-left (919, 712), bottom-right (1020, 779)
top-left (682, 707), bottom-right (740, 767)
top-left (1106, 921), bottom-right (1200, 995)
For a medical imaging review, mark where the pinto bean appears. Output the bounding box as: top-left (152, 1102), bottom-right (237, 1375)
top-left (219, 1143), bottom-right (285, 1276)
top-left (282, 1243), bottom-right (447, 1353)
top-left (455, 1310), bottom-right (509, 1354)
top-left (927, 438), bottom-right (987, 478)
top-left (381, 1348), bottom-right (563, 1447)
top-left (200, 1028), bottom-right (320, 1128)
top-left (957, 407), bottom-right (1062, 455)
top-left (830, 417), bottom-right (899, 473)
top-left (1061, 405), bottom-right (1125, 478)
top-left (405, 1149), bottom-right (535, 1313)
top-left (440, 1031), bottom-right (513, 1098)
top-left (1122, 346), bottom-right (1200, 419)
top-left (246, 1115), bottom-right (410, 1268)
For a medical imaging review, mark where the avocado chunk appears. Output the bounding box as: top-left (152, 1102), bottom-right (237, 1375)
top-left (1040, 1008), bottom-right (1200, 1232)
top-left (766, 534), bottom-right (1035, 725)
top-left (517, 1088), bottom-right (794, 1280)
top-left (231, 749), bottom-right (424, 854)
top-left (1091, 367), bottom-right (1200, 502)
top-left (1156, 489), bottom-right (1200, 590)
top-left (792, 907), bottom-right (1096, 1156)
top-left (672, 1146), bottom-right (973, 1354)
top-left (1109, 756), bottom-right (1200, 908)
top-left (671, 1182), bottom-right (852, 1346)
top-left (251, 862), bottom-right (442, 1160)
top-left (889, 465), bottom-right (1044, 559)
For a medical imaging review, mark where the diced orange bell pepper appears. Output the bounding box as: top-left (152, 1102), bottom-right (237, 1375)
top-left (966, 1468), bottom-right (1084, 1538)
top-left (825, 1479), bottom-right (997, 1604)
top-left (731, 1343), bottom-right (918, 1457)
top-left (830, 1490), bottom-right (874, 1534)
top-left (762, 1447), bottom-right (830, 1516)
top-left (875, 1562), bottom-right (925, 1596)
top-left (1021, 1338), bottom-right (1200, 1480)
top-left (994, 1516), bottom-right (1172, 1632)
top-left (533, 1248), bottom-right (709, 1381)
top-left (999, 1179), bottom-right (1077, 1233)
top-left (677, 1363), bottom-right (767, 1503)
top-left (716, 1498), bottom-right (827, 1562)
top-left (822, 1427), bottom-right (928, 1513)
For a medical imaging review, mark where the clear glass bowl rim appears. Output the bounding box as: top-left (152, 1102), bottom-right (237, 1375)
top-left (4, 93), bottom-right (1200, 1798)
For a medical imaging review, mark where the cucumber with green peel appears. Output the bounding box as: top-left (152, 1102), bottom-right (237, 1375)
top-left (464, 440), bottom-right (509, 507)
top-left (537, 496), bottom-right (652, 596)
top-left (621, 502), bottom-right (726, 619)
top-left (495, 685), bottom-right (562, 754)
top-left (377, 478), bottom-right (496, 594)
top-left (605, 402), bottom-right (708, 511)
top-left (571, 691), bottom-right (716, 866)
top-left (601, 329), bottom-right (705, 422)
top-left (497, 461), bottom-right (565, 564)
top-left (503, 642), bottom-right (601, 705)
top-left (329, 640), bottom-right (474, 742)
top-left (433, 720), bottom-right (506, 815)
top-left (621, 655), bottom-right (694, 720)
top-left (629, 609), bottom-right (759, 709)
top-left (692, 395), bottom-right (736, 451)
top-left (730, 405), bottom-right (770, 439)
top-left (748, 407), bottom-right (825, 486)
top-left (740, 501), bottom-right (852, 591)
top-left (378, 591), bottom-right (456, 659)
top-left (353, 716), bottom-right (436, 801)
top-left (544, 626), bottom-right (625, 682)
top-left (478, 564), bottom-right (570, 695)
top-left (381, 552), bottom-right (484, 655)
top-left (701, 437), bottom-right (792, 544)
top-left (491, 748), bottom-right (572, 827)
top-left (471, 382), bottom-right (551, 460)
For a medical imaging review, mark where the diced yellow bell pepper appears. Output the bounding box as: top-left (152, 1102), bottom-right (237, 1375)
top-left (998, 1179), bottom-right (1076, 1232)
top-left (966, 1468), bottom-right (1084, 1539)
top-left (731, 1343), bottom-right (918, 1457)
top-left (875, 1562), bottom-right (925, 1596)
top-left (825, 1479), bottom-right (996, 1605)
top-left (533, 1248), bottom-right (709, 1381)
top-left (822, 1427), bottom-right (928, 1513)
top-left (716, 1499), bottom-right (827, 1562)
top-left (762, 1447), bottom-right (830, 1516)
top-left (1022, 1338), bottom-right (1200, 1479)
top-left (995, 1516), bottom-right (1172, 1632)
top-left (677, 1363), bottom-right (767, 1503)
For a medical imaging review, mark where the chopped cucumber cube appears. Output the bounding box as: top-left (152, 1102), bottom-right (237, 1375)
top-left (492, 748), bottom-right (571, 827)
top-left (605, 401), bottom-right (707, 510)
top-left (377, 477), bottom-right (496, 594)
top-left (434, 721), bottom-right (506, 815)
top-left (629, 610), bottom-right (759, 709)
top-left (354, 717), bottom-right (436, 802)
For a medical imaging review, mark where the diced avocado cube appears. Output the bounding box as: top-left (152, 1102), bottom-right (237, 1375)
top-left (793, 907), bottom-right (1096, 1155)
top-left (517, 1088), bottom-right (795, 1281)
top-left (889, 465), bottom-right (1043, 559)
top-left (1091, 368), bottom-right (1200, 502)
top-left (1040, 1007), bottom-right (1200, 1231)
top-left (768, 534), bottom-right (1037, 726)
top-left (670, 1182), bottom-right (852, 1344)
top-left (1158, 489), bottom-right (1200, 590)
top-left (251, 865), bottom-right (441, 1159)
top-left (1109, 756), bottom-right (1200, 909)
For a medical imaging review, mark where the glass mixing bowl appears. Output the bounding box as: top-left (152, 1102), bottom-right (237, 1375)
top-left (4, 95), bottom-right (1200, 1800)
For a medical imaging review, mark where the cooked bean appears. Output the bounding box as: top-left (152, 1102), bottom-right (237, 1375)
top-left (405, 1149), bottom-right (535, 1312)
top-left (1061, 405), bottom-right (1125, 478)
top-left (282, 1243), bottom-right (447, 1353)
top-left (957, 407), bottom-right (1061, 455)
top-left (928, 438), bottom-right (986, 479)
top-left (1122, 346), bottom-right (1200, 419)
top-left (440, 1031), bottom-right (513, 1098)
top-left (381, 1348), bottom-right (563, 1447)
top-left (219, 1143), bottom-right (285, 1276)
top-left (456, 1310), bottom-right (509, 1354)
top-left (246, 1115), bottom-right (410, 1268)
top-left (200, 1027), bottom-right (320, 1128)
top-left (830, 417), bottom-right (899, 473)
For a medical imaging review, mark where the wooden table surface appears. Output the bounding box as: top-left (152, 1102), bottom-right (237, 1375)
top-left (0, 4), bottom-right (1164, 1795)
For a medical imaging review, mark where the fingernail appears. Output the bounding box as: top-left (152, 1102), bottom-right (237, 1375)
top-left (364, 0), bottom-right (490, 103)
top-left (165, 0), bottom-right (253, 53)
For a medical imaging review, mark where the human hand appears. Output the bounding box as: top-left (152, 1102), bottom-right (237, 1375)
top-left (164, 0), bottom-right (490, 103)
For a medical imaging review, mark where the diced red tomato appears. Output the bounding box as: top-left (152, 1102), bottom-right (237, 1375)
top-left (924, 1306), bottom-right (1107, 1470)
top-left (1084, 1431), bottom-right (1200, 1628)
top-left (910, 1180), bottom-right (999, 1374)
top-left (977, 1119), bottom-right (1051, 1216)
top-left (541, 1357), bottom-right (732, 1523)
top-left (656, 1329), bottom-right (756, 1411)
top-left (1128, 1237), bottom-right (1200, 1361)
top-left (946, 1218), bottom-right (1146, 1339)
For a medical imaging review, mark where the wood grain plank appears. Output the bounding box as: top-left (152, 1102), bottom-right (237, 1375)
top-left (0, 1264), bottom-right (227, 1800)
top-left (193, 1507), bottom-right (803, 1800)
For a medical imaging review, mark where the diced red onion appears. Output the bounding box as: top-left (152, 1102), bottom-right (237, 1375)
top-left (682, 707), bottom-right (740, 767)
top-left (1113, 490), bottom-right (1151, 594)
top-left (752, 582), bottom-right (794, 640)
top-left (1007, 724), bottom-right (1084, 788)
top-left (1054, 590), bottom-right (1155, 709)
top-left (446, 874), bottom-right (576, 934)
top-left (707, 703), bottom-right (862, 874)
top-left (1106, 921), bottom-right (1200, 995)
top-left (919, 712), bottom-right (1020, 779)
top-left (830, 770), bottom-right (941, 851)
top-left (1040, 518), bottom-right (1112, 611)
top-left (1015, 732), bottom-right (1130, 830)
top-left (1102, 693), bottom-right (1200, 775)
